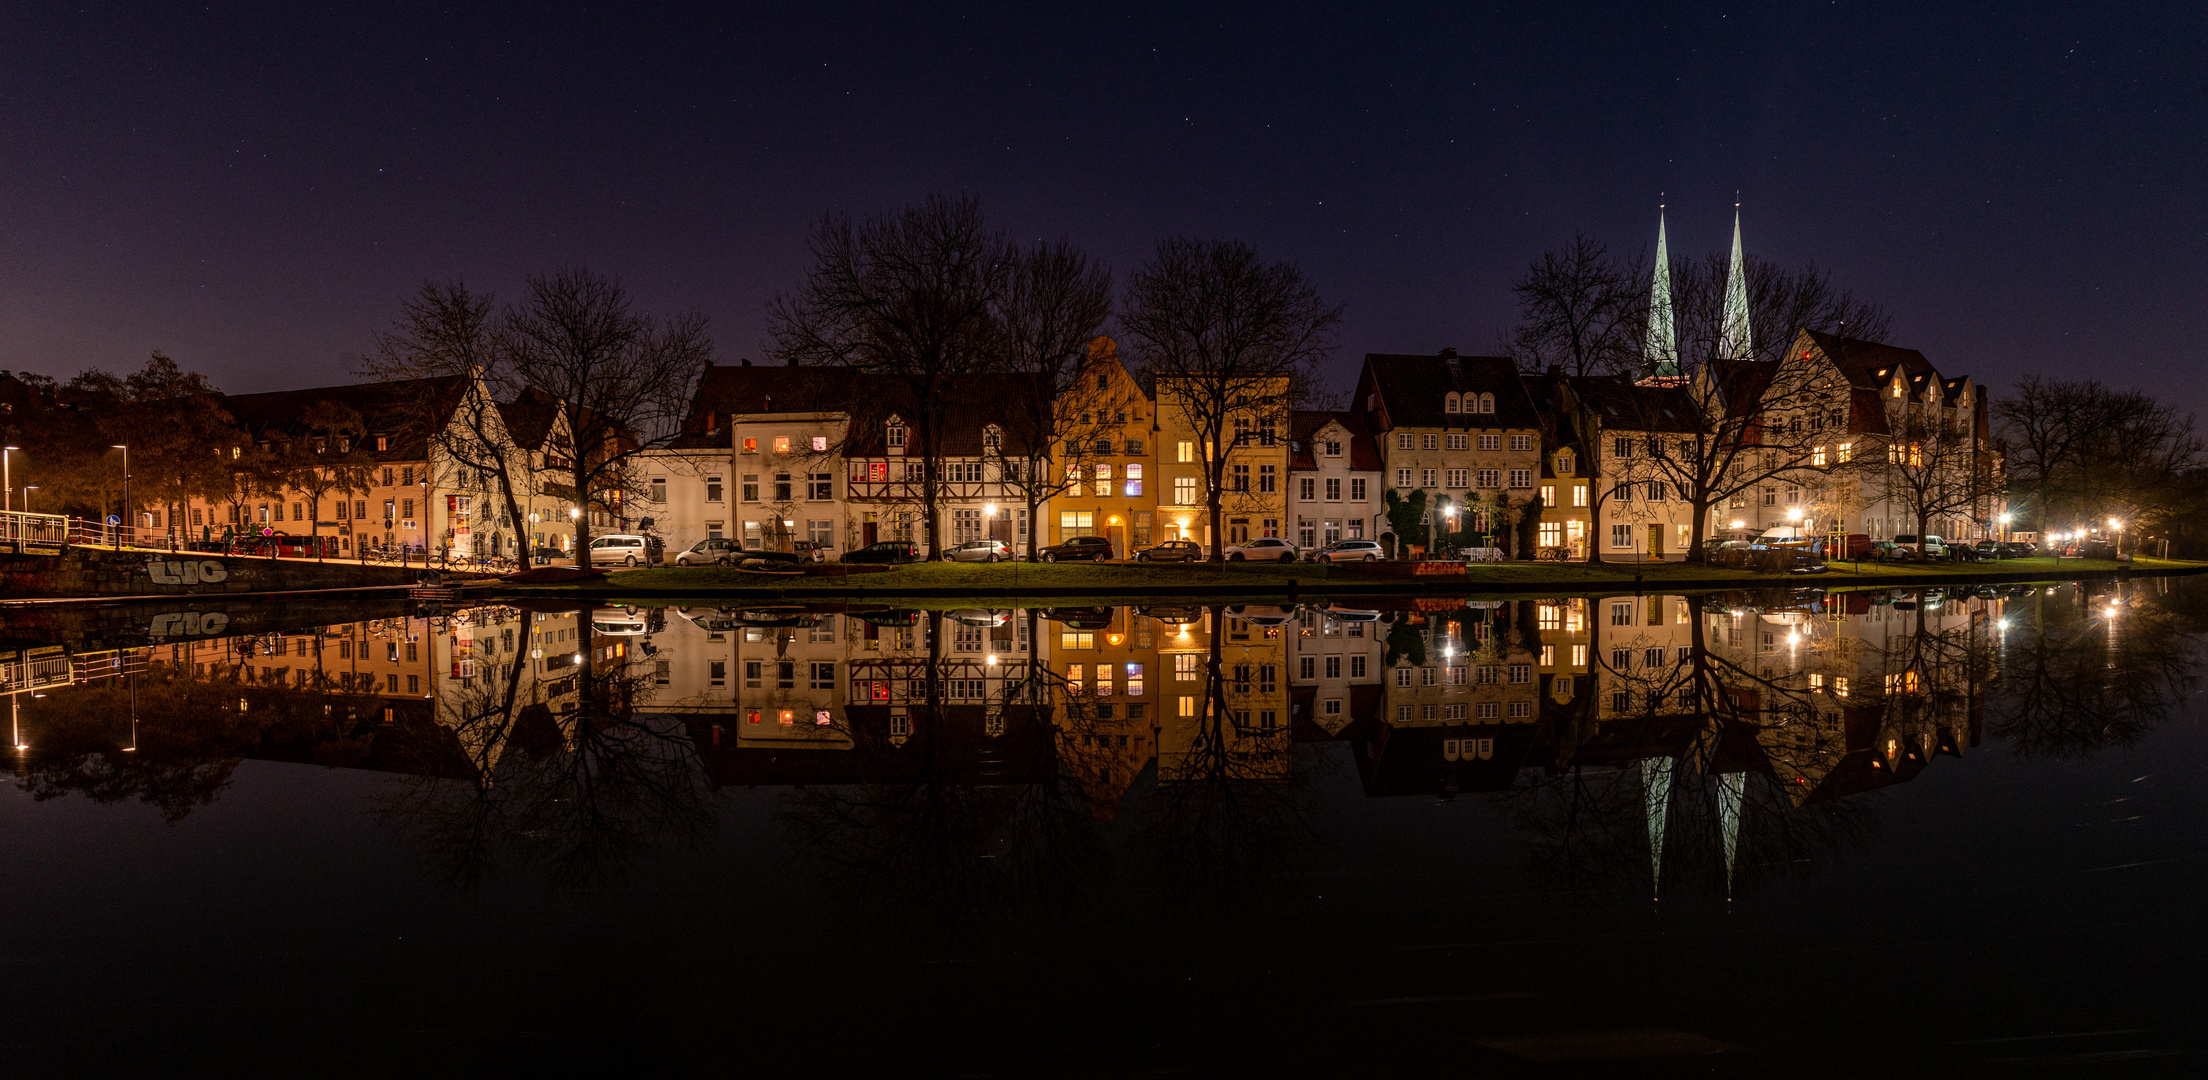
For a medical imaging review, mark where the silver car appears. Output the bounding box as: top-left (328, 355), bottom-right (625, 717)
top-left (1312, 539), bottom-right (1384, 564)
top-left (940, 539), bottom-right (1012, 563)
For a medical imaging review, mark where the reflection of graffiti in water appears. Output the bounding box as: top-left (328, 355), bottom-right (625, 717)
top-left (147, 611), bottom-right (231, 639)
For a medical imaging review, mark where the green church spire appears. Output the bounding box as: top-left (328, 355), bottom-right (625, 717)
top-left (1719, 201), bottom-right (1753, 362)
top-left (1644, 204), bottom-right (1678, 377)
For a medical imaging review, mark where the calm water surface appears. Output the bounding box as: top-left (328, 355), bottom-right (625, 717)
top-left (2, 581), bottom-right (2204, 1077)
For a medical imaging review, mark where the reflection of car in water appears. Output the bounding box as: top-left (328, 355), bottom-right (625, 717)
top-left (1041, 606), bottom-right (1114, 630)
top-left (734, 607), bottom-right (818, 628)
top-left (1316, 604), bottom-right (1381, 622)
top-left (946, 608), bottom-right (1009, 627)
top-left (850, 608), bottom-right (921, 627)
top-left (590, 607), bottom-right (649, 635)
top-left (672, 606), bottom-right (815, 631)
top-left (1136, 605), bottom-right (1202, 625)
top-left (1228, 604), bottom-right (1300, 626)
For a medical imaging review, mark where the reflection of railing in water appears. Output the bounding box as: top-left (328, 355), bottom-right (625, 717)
top-left (1, 650), bottom-right (77, 696)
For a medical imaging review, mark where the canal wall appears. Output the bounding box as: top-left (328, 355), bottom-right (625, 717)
top-left (0, 546), bottom-right (427, 601)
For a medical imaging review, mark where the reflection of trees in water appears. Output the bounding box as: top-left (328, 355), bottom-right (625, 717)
top-left (1500, 600), bottom-right (1883, 902)
top-left (1989, 583), bottom-right (2202, 760)
top-left (378, 618), bottom-right (714, 892)
top-left (781, 612), bottom-right (1109, 925)
top-left (1129, 605), bottom-right (1321, 901)
top-left (10, 664), bottom-right (404, 822)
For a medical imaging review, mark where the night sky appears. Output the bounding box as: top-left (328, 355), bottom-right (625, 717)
top-left (2, 3), bottom-right (2201, 410)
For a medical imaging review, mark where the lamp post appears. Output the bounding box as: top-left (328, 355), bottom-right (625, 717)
top-left (3, 445), bottom-right (16, 516)
top-left (2110, 518), bottom-right (2124, 559)
top-left (22, 486), bottom-right (36, 513)
top-left (112, 444), bottom-right (129, 549)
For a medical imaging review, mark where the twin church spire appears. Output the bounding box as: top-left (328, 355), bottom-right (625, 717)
top-left (1641, 199), bottom-right (1753, 380)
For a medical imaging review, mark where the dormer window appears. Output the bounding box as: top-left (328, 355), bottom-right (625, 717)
top-left (1556, 450), bottom-right (1574, 475)
top-left (1478, 393), bottom-right (1496, 414)
top-left (1445, 393), bottom-right (1461, 414)
top-left (1323, 440), bottom-right (1342, 457)
top-left (982, 427), bottom-right (1002, 452)
top-left (886, 420), bottom-right (907, 450)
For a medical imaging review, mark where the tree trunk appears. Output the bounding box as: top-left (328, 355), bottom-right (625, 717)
top-left (1025, 481), bottom-right (1042, 563)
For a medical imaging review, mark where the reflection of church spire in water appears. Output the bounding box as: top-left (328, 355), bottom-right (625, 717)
top-left (1719, 202), bottom-right (1752, 362)
top-left (1718, 771), bottom-right (1745, 898)
top-left (1644, 204), bottom-right (1678, 378)
top-left (1642, 756), bottom-right (1673, 899)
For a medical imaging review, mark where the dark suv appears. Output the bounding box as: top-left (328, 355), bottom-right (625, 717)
top-left (1039, 536), bottom-right (1114, 562)
top-left (841, 540), bottom-right (920, 564)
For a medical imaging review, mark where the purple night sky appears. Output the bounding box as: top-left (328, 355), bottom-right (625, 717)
top-left (1, 3), bottom-right (2201, 409)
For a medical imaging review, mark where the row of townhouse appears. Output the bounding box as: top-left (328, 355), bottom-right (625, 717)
top-left (170, 325), bottom-right (1997, 563)
top-left (174, 372), bottom-right (592, 560)
top-left (637, 331), bottom-right (2004, 562)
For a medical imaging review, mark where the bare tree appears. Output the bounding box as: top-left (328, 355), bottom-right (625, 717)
top-left (268, 401), bottom-right (378, 559)
top-left (1507, 234), bottom-right (1647, 377)
top-left (499, 268), bottom-right (713, 559)
top-left (1995, 376), bottom-right (2205, 539)
top-left (768, 194), bottom-right (1012, 556)
top-left (1121, 238), bottom-right (1340, 562)
top-left (363, 280), bottom-right (546, 567)
top-left (988, 240), bottom-right (1118, 560)
top-left (1857, 399), bottom-right (2004, 557)
top-left (1650, 255), bottom-right (1893, 560)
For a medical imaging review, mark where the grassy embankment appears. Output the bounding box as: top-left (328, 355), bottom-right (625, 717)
top-left (493, 555), bottom-right (2206, 602)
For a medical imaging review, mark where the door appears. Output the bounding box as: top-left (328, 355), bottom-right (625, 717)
top-left (1647, 524), bottom-right (1664, 559)
top-left (862, 513), bottom-right (878, 546)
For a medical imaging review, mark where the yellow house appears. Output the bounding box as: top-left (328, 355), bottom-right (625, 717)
top-left (1051, 338), bottom-right (1160, 554)
top-left (1152, 373), bottom-right (1292, 552)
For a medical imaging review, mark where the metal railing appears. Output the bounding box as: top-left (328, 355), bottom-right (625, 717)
top-left (0, 510), bottom-right (71, 545)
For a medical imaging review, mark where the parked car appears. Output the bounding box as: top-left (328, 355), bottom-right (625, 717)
top-left (940, 539), bottom-right (1013, 563)
top-left (1310, 539), bottom-right (1384, 564)
top-left (1891, 534), bottom-right (1949, 560)
top-left (674, 538), bottom-right (744, 566)
top-left (1223, 536), bottom-right (1297, 562)
top-left (791, 540), bottom-right (832, 562)
top-left (2001, 541), bottom-right (2038, 558)
top-left (732, 548), bottom-right (806, 570)
top-left (1133, 539), bottom-right (1204, 562)
top-left (1970, 540), bottom-right (2010, 560)
top-left (1040, 536), bottom-right (1114, 562)
top-left (1787, 552), bottom-right (1831, 574)
top-left (587, 534), bottom-right (661, 567)
top-left (842, 540), bottom-right (920, 564)
top-left (531, 545), bottom-right (569, 564)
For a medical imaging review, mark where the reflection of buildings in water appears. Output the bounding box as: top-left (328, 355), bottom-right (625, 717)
top-left (1285, 604), bottom-right (1383, 737)
top-left (1157, 607), bottom-right (1292, 785)
top-left (1328, 590), bottom-right (2006, 894)
top-left (7, 605), bottom-right (605, 789)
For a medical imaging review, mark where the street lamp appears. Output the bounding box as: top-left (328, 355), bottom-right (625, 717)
top-left (111, 444), bottom-right (129, 549)
top-left (21, 486), bottom-right (36, 513)
top-left (3, 445), bottom-right (16, 515)
top-left (2110, 518), bottom-right (2124, 559)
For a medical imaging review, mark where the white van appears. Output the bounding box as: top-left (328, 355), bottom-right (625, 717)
top-left (588, 534), bottom-right (662, 567)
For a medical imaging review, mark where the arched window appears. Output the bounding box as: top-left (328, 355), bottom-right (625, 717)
top-left (1478, 393), bottom-right (1496, 414)
top-left (1445, 393), bottom-right (1461, 414)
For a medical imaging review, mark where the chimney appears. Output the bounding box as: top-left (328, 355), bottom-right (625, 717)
top-left (1439, 346), bottom-right (1457, 358)
top-left (1547, 364), bottom-right (1562, 377)
top-left (741, 358), bottom-right (751, 367)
